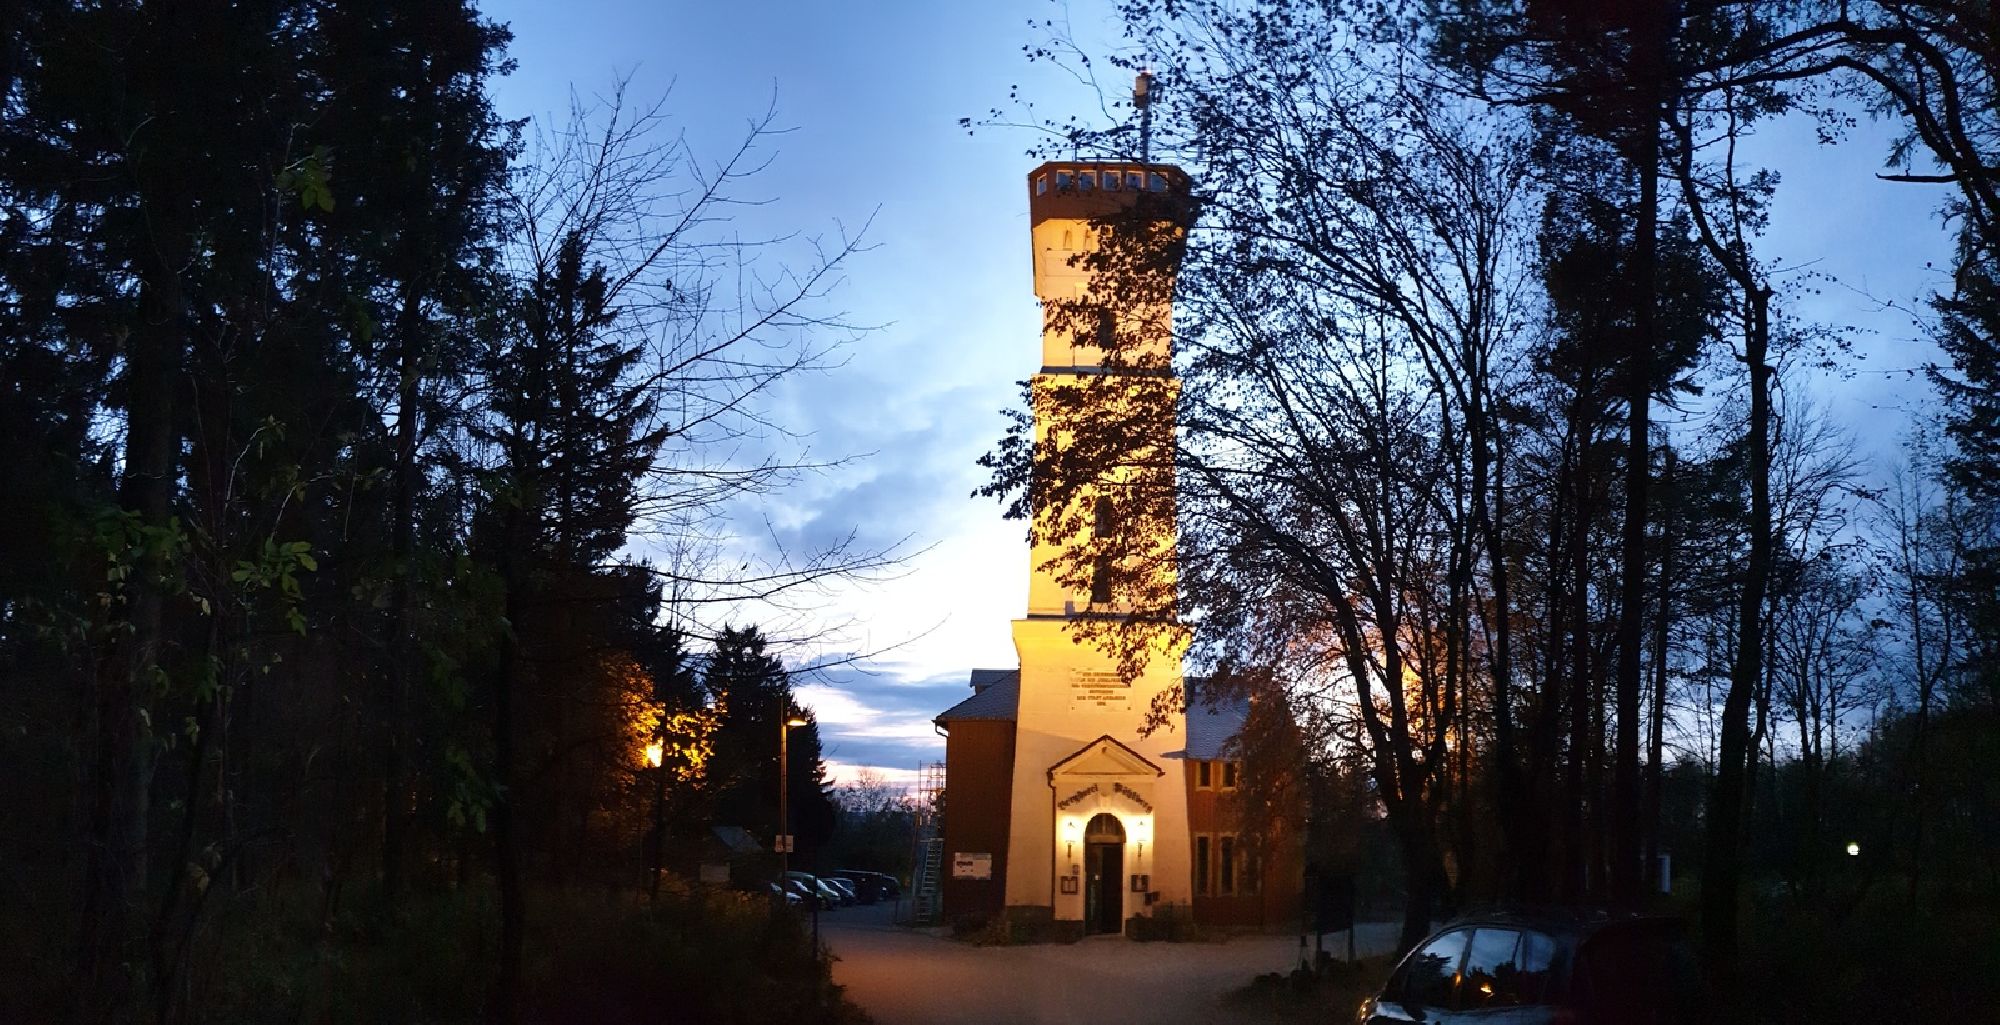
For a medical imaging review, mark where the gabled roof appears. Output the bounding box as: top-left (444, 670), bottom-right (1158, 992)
top-left (1046, 734), bottom-right (1165, 781)
top-left (936, 669), bottom-right (1020, 724)
top-left (1182, 696), bottom-right (1249, 760)
top-left (969, 668), bottom-right (1017, 693)
top-left (710, 825), bottom-right (765, 854)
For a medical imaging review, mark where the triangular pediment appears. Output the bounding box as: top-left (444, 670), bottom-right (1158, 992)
top-left (1046, 734), bottom-right (1164, 781)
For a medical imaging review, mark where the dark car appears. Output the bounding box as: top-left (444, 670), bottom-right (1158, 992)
top-left (834, 869), bottom-right (901, 901)
top-left (1357, 908), bottom-right (1705, 1025)
top-left (828, 870), bottom-right (893, 904)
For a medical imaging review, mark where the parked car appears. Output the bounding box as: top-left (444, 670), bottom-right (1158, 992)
top-left (781, 875), bottom-right (832, 910)
top-left (834, 869), bottom-right (901, 900)
top-left (784, 871), bottom-right (843, 910)
top-left (820, 876), bottom-right (860, 905)
top-left (1357, 908), bottom-right (1705, 1025)
top-left (746, 880), bottom-right (801, 908)
top-left (826, 871), bottom-right (885, 904)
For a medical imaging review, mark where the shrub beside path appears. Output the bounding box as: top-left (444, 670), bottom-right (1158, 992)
top-left (822, 903), bottom-right (1403, 1025)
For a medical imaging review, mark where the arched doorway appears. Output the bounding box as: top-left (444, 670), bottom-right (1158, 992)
top-left (1083, 812), bottom-right (1126, 935)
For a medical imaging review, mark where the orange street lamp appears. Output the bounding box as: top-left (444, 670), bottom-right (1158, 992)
top-left (778, 714), bottom-right (810, 883)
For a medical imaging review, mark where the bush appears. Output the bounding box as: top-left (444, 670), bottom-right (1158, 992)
top-left (173, 877), bottom-right (868, 1024)
top-left (1126, 902), bottom-right (1208, 942)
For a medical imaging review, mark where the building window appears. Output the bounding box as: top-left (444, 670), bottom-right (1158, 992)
top-left (1095, 306), bottom-right (1117, 349)
top-left (1061, 229), bottom-right (1073, 250)
top-left (1036, 174), bottom-right (1048, 195)
top-left (1094, 497), bottom-right (1114, 538)
top-left (1195, 835), bottom-right (1211, 895)
top-left (1148, 172), bottom-right (1167, 192)
top-left (1056, 172), bottom-right (1075, 192)
top-left (1077, 170), bottom-right (1095, 191)
top-left (1125, 172), bottom-right (1143, 190)
top-left (1221, 760), bottom-right (1239, 790)
top-left (1104, 169), bottom-right (1121, 190)
top-left (1219, 835), bottom-right (1236, 895)
top-left (1090, 556), bottom-right (1112, 605)
top-left (1196, 760), bottom-right (1212, 789)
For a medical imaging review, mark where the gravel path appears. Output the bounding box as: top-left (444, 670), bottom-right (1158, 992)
top-left (822, 903), bottom-right (1403, 1025)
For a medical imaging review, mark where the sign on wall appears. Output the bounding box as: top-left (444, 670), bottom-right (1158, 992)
top-left (1068, 669), bottom-right (1131, 713)
top-left (951, 852), bottom-right (993, 879)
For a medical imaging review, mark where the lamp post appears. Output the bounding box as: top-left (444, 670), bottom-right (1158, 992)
top-left (777, 713), bottom-right (814, 952)
top-left (646, 736), bottom-right (666, 901)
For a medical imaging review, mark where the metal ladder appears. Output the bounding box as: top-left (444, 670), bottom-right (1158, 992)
top-left (912, 837), bottom-right (945, 924)
top-left (905, 760), bottom-right (947, 925)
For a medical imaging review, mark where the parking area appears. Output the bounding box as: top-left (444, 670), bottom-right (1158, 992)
top-left (821, 903), bottom-right (1402, 1025)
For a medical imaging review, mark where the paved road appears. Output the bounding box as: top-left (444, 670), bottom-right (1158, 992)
top-left (822, 903), bottom-right (1402, 1025)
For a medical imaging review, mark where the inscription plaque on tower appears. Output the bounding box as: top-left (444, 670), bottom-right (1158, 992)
top-left (1069, 669), bottom-right (1130, 713)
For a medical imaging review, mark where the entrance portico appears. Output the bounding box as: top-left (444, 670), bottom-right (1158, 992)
top-left (1046, 735), bottom-right (1165, 931)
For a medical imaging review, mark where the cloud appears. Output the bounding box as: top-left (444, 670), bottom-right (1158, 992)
top-left (788, 664), bottom-right (979, 777)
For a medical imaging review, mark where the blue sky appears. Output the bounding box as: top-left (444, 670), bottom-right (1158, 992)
top-left (481, 0), bottom-right (1956, 784)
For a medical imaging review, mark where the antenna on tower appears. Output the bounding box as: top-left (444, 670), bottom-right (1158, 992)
top-left (1134, 70), bottom-right (1155, 165)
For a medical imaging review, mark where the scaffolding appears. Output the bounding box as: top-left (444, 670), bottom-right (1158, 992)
top-left (904, 760), bottom-right (947, 925)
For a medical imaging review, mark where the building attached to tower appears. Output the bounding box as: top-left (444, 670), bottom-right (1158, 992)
top-left (934, 161), bottom-right (1301, 936)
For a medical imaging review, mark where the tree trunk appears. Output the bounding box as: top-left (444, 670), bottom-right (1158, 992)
top-left (1612, 102), bottom-right (1660, 909)
top-left (1702, 287), bottom-right (1772, 968)
top-left (77, 270), bottom-right (183, 1020)
top-left (492, 515), bottom-right (527, 1025)
top-left (383, 287), bottom-right (424, 899)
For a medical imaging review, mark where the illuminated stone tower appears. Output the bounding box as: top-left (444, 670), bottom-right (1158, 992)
top-left (1000, 158), bottom-right (1195, 925)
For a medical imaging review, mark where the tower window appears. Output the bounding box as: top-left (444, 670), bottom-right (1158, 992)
top-left (1077, 171), bottom-right (1095, 191)
top-left (1036, 174), bottom-right (1048, 195)
top-left (1148, 172), bottom-right (1167, 192)
top-left (1056, 172), bottom-right (1075, 192)
top-left (1126, 172), bottom-right (1143, 190)
top-left (1104, 170), bottom-right (1121, 191)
